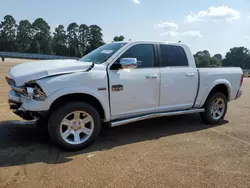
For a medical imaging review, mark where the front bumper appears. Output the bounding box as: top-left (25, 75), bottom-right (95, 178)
top-left (8, 99), bottom-right (35, 120)
top-left (8, 90), bottom-right (48, 120)
top-left (235, 89), bottom-right (242, 100)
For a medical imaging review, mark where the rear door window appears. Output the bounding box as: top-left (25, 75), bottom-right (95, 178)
top-left (159, 45), bottom-right (189, 67)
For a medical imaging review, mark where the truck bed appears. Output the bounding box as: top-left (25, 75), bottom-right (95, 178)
top-left (194, 67), bottom-right (243, 108)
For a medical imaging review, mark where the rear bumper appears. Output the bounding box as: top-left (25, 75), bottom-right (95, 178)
top-left (235, 89), bottom-right (242, 100)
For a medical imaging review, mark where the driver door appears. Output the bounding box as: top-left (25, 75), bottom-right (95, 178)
top-left (108, 44), bottom-right (160, 120)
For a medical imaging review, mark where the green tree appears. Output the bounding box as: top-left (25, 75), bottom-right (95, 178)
top-left (223, 47), bottom-right (250, 69)
top-left (210, 57), bottom-right (222, 67)
top-left (0, 15), bottom-right (108, 56)
top-left (213, 54), bottom-right (223, 61)
top-left (67, 22), bottom-right (80, 56)
top-left (78, 24), bottom-right (89, 56)
top-left (16, 20), bottom-right (33, 52)
top-left (210, 53), bottom-right (223, 67)
top-left (52, 25), bottom-right (68, 56)
top-left (194, 50), bottom-right (223, 67)
top-left (29, 18), bottom-right (51, 54)
top-left (0, 15), bottom-right (17, 51)
top-left (113, 35), bottom-right (125, 42)
top-left (87, 25), bottom-right (105, 53)
top-left (194, 50), bottom-right (211, 67)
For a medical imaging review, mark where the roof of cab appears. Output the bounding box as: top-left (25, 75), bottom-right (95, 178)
top-left (113, 40), bottom-right (189, 48)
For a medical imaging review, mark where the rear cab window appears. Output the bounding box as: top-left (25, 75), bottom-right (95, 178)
top-left (159, 45), bottom-right (189, 67)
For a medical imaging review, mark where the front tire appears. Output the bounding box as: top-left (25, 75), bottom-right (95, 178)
top-left (48, 102), bottom-right (101, 151)
top-left (36, 117), bottom-right (49, 135)
top-left (200, 92), bottom-right (228, 125)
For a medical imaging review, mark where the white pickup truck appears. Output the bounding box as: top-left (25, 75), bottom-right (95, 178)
top-left (6, 41), bottom-right (243, 150)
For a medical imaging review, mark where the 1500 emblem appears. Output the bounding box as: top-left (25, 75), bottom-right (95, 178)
top-left (112, 85), bottom-right (123, 91)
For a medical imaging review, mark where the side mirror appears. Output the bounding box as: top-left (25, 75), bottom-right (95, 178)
top-left (120, 58), bottom-right (137, 69)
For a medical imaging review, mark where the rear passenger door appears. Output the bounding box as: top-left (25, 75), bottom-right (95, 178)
top-left (158, 44), bottom-right (198, 111)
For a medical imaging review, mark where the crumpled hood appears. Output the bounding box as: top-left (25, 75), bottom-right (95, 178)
top-left (8, 59), bottom-right (93, 86)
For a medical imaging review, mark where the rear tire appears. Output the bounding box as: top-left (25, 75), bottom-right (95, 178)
top-left (200, 92), bottom-right (227, 125)
top-left (48, 102), bottom-right (101, 151)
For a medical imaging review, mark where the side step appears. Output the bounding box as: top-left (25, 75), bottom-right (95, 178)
top-left (110, 108), bottom-right (205, 127)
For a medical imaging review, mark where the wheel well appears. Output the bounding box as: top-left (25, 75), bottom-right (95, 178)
top-left (49, 93), bottom-right (105, 119)
top-left (208, 84), bottom-right (229, 101)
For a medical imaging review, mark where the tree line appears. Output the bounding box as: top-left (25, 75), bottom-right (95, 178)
top-left (194, 47), bottom-right (250, 69)
top-left (0, 15), bottom-right (124, 57)
top-left (0, 15), bottom-right (250, 69)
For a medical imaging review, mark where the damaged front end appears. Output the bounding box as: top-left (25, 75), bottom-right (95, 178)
top-left (6, 61), bottom-right (96, 121)
top-left (6, 77), bottom-right (48, 120)
top-left (6, 77), bottom-right (47, 101)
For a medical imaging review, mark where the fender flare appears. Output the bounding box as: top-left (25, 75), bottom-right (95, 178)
top-left (200, 79), bottom-right (232, 107)
top-left (46, 86), bottom-right (110, 121)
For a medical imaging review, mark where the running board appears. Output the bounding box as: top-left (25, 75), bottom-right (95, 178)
top-left (110, 108), bottom-right (205, 127)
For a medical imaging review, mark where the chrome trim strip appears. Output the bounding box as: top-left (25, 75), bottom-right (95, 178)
top-left (110, 109), bottom-right (205, 127)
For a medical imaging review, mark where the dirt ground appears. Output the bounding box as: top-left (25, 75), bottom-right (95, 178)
top-left (0, 59), bottom-right (249, 188)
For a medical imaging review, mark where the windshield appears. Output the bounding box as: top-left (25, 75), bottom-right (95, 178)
top-left (79, 42), bottom-right (127, 64)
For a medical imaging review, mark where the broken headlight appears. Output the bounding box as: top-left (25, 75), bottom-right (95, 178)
top-left (26, 84), bottom-right (47, 101)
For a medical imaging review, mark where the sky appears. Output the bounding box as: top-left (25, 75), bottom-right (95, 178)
top-left (1, 0), bottom-right (250, 56)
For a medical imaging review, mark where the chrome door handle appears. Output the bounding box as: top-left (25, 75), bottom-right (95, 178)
top-left (186, 73), bottom-right (195, 77)
top-left (146, 75), bottom-right (158, 79)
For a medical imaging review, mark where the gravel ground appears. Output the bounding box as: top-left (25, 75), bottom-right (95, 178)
top-left (0, 60), bottom-right (249, 188)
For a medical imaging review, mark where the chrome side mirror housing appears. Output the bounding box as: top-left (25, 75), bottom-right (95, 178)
top-left (120, 58), bottom-right (137, 69)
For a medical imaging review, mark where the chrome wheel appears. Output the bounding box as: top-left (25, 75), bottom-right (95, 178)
top-left (210, 98), bottom-right (225, 120)
top-left (60, 111), bottom-right (94, 145)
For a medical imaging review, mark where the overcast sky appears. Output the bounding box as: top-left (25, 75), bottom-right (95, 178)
top-left (1, 0), bottom-right (250, 55)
